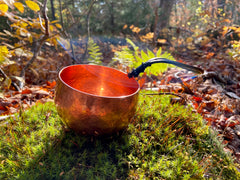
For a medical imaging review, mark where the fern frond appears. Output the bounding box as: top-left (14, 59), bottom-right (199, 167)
top-left (113, 39), bottom-right (175, 76)
top-left (113, 47), bottom-right (135, 65)
top-left (87, 38), bottom-right (103, 65)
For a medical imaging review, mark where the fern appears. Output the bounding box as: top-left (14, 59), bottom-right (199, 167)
top-left (113, 38), bottom-right (175, 76)
top-left (87, 38), bottom-right (103, 65)
top-left (113, 46), bottom-right (135, 65)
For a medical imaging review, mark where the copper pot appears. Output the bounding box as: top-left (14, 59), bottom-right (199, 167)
top-left (55, 64), bottom-right (140, 135)
top-left (55, 58), bottom-right (203, 135)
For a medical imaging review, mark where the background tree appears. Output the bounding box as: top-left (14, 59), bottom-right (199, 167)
top-left (50, 0), bottom-right (56, 20)
top-left (150, 0), bottom-right (176, 45)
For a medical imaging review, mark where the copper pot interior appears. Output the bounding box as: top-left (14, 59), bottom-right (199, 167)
top-left (60, 65), bottom-right (139, 97)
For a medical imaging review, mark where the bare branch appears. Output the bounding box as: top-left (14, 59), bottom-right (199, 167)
top-left (43, 0), bottom-right (49, 36)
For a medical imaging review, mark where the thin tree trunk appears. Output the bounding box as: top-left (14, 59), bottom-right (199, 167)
top-left (81, 0), bottom-right (96, 62)
top-left (50, 0), bottom-right (56, 20)
top-left (110, 1), bottom-right (115, 35)
top-left (153, 3), bottom-right (159, 45)
top-left (58, 0), bottom-right (64, 29)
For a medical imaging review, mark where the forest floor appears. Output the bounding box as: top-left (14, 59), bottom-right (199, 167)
top-left (1, 39), bottom-right (240, 166)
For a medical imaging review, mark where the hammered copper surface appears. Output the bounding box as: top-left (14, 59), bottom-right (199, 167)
top-left (54, 64), bottom-right (140, 135)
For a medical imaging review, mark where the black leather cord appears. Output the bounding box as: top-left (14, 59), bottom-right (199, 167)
top-left (128, 58), bottom-right (204, 78)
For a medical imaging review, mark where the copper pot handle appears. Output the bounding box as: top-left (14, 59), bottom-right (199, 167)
top-left (128, 58), bottom-right (204, 78)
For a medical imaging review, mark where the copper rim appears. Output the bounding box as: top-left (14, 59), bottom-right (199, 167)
top-left (58, 64), bottom-right (140, 98)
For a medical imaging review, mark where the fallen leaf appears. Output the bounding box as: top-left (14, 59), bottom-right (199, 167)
top-left (46, 80), bottom-right (56, 89)
top-left (226, 116), bottom-right (240, 127)
top-left (192, 96), bottom-right (203, 103)
top-left (21, 89), bottom-right (32, 94)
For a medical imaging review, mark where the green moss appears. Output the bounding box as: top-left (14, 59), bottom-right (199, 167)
top-left (0, 92), bottom-right (239, 179)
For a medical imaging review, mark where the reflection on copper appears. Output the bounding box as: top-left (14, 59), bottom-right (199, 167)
top-left (55, 64), bottom-right (140, 135)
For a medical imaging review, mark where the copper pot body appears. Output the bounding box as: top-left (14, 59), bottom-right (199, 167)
top-left (55, 64), bottom-right (140, 135)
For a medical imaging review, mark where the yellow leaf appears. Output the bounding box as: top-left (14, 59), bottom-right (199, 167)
top-left (20, 22), bottom-right (28, 28)
top-left (123, 24), bottom-right (128, 30)
top-left (0, 4), bottom-right (8, 15)
top-left (221, 27), bottom-right (229, 37)
top-left (14, 2), bottom-right (24, 13)
top-left (132, 27), bottom-right (141, 33)
top-left (28, 35), bottom-right (33, 43)
top-left (49, 25), bottom-right (54, 32)
top-left (0, 45), bottom-right (8, 55)
top-left (0, 54), bottom-right (4, 62)
top-left (0, 45), bottom-right (8, 63)
top-left (51, 20), bottom-right (59, 24)
top-left (25, 0), bottom-right (40, 12)
top-left (186, 37), bottom-right (193, 43)
top-left (55, 23), bottom-right (62, 29)
top-left (157, 39), bottom-right (167, 44)
top-left (52, 38), bottom-right (58, 49)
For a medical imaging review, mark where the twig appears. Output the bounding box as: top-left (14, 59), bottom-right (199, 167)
top-left (0, 67), bottom-right (8, 82)
top-left (144, 92), bottom-right (186, 101)
top-left (166, 141), bottom-right (184, 155)
top-left (200, 71), bottom-right (237, 85)
top-left (42, 0), bottom-right (49, 36)
top-left (67, 7), bottom-right (75, 24)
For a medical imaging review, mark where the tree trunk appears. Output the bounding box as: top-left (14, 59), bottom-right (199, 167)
top-left (50, 0), bottom-right (56, 20)
top-left (153, 0), bottom-right (176, 45)
top-left (58, 0), bottom-right (64, 28)
top-left (105, 0), bottom-right (115, 35)
top-left (110, 1), bottom-right (115, 35)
